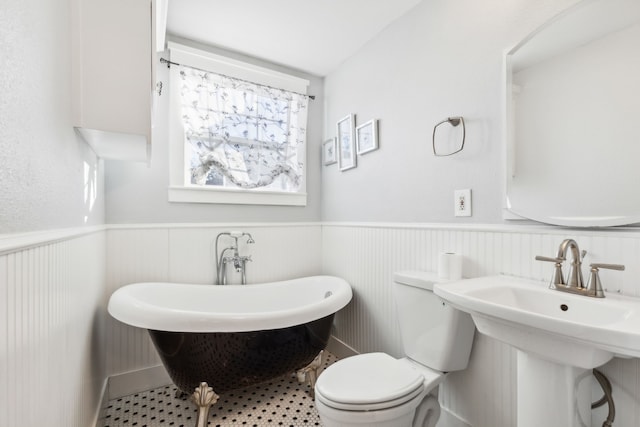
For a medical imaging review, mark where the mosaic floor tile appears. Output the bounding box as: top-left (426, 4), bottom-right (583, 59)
top-left (100, 352), bottom-right (338, 427)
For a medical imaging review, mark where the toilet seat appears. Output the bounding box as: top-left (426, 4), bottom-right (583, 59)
top-left (315, 353), bottom-right (428, 411)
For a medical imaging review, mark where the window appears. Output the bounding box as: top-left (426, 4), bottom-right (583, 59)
top-left (167, 42), bottom-right (310, 206)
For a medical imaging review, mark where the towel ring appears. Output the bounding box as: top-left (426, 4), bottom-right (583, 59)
top-left (432, 116), bottom-right (465, 156)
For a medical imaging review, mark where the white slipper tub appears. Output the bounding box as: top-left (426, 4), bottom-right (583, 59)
top-left (108, 275), bottom-right (352, 394)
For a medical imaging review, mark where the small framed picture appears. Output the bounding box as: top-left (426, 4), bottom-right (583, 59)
top-left (322, 138), bottom-right (337, 165)
top-left (337, 114), bottom-right (356, 171)
top-left (356, 119), bottom-right (378, 155)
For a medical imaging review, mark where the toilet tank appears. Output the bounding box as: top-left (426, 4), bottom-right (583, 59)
top-left (393, 270), bottom-right (475, 372)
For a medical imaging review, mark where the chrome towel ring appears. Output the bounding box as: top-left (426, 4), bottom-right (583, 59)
top-left (432, 116), bottom-right (465, 156)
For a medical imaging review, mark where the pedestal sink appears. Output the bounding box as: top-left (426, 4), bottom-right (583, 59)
top-left (434, 275), bottom-right (640, 427)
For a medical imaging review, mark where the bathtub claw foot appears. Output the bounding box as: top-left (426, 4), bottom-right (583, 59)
top-left (296, 351), bottom-right (323, 397)
top-left (192, 382), bottom-right (219, 427)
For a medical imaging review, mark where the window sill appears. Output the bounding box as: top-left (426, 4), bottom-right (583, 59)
top-left (168, 186), bottom-right (307, 206)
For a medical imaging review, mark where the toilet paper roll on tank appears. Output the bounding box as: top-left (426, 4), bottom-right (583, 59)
top-left (438, 252), bottom-right (463, 280)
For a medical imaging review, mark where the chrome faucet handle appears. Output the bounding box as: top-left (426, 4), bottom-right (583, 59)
top-left (590, 263), bottom-right (625, 271)
top-left (535, 255), bottom-right (565, 287)
top-left (586, 263), bottom-right (625, 298)
top-left (535, 255), bottom-right (563, 263)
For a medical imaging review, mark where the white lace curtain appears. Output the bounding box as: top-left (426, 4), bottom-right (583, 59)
top-left (178, 65), bottom-right (309, 191)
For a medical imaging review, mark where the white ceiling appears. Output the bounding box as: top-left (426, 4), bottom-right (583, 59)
top-left (166, 0), bottom-right (423, 76)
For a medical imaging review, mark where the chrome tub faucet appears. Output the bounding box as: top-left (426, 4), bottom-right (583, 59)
top-left (215, 232), bottom-right (255, 285)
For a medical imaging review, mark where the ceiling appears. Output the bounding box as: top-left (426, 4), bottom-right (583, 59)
top-left (166, 0), bottom-right (423, 76)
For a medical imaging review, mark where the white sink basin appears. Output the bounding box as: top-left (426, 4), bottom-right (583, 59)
top-left (434, 275), bottom-right (640, 369)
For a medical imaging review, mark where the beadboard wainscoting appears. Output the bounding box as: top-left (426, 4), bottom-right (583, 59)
top-left (7, 222), bottom-right (638, 427)
top-left (105, 223), bottom-right (323, 380)
top-left (0, 228), bottom-right (107, 427)
top-left (322, 223), bottom-right (640, 427)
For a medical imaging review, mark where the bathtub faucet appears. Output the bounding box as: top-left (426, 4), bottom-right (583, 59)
top-left (215, 232), bottom-right (255, 285)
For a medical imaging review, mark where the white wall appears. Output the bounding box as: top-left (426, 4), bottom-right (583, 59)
top-left (0, 0), bottom-right (104, 234)
top-left (0, 2), bottom-right (108, 426)
top-left (321, 0), bottom-right (582, 223)
top-left (104, 37), bottom-right (325, 224)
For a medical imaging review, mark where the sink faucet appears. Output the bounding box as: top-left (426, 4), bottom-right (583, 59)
top-left (535, 239), bottom-right (624, 298)
top-left (556, 239), bottom-right (585, 289)
top-left (215, 232), bottom-right (255, 285)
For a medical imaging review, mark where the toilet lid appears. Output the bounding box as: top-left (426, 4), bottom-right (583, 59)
top-left (315, 353), bottom-right (425, 409)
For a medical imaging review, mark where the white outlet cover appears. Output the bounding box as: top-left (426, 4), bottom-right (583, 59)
top-left (454, 189), bottom-right (472, 217)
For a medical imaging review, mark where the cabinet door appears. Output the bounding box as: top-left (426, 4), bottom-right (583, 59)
top-left (73, 0), bottom-right (152, 160)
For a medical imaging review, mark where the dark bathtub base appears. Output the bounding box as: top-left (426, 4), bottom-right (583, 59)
top-left (148, 314), bottom-right (334, 394)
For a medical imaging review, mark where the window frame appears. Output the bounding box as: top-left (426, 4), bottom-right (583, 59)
top-left (167, 42), bottom-right (310, 206)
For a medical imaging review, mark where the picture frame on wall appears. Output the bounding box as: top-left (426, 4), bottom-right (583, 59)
top-left (322, 138), bottom-right (337, 165)
top-left (337, 114), bottom-right (356, 171)
top-left (356, 119), bottom-right (379, 155)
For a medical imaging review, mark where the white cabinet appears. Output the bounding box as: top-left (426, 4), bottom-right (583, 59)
top-left (72, 0), bottom-right (166, 162)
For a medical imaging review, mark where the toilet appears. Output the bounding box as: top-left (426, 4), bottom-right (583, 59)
top-left (315, 270), bottom-right (476, 427)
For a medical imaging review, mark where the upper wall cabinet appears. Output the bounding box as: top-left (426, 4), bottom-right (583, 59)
top-left (72, 0), bottom-right (167, 162)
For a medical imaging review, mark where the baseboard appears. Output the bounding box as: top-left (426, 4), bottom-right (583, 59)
top-left (326, 335), bottom-right (359, 359)
top-left (108, 364), bottom-right (172, 399)
top-left (438, 405), bottom-right (471, 427)
top-left (91, 378), bottom-right (109, 427)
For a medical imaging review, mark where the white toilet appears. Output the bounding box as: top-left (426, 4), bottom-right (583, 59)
top-left (315, 270), bottom-right (476, 427)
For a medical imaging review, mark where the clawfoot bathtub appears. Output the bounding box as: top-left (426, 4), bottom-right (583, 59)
top-left (108, 275), bottom-right (352, 426)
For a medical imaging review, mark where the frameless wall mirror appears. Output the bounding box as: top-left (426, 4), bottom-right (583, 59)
top-left (504, 0), bottom-right (640, 227)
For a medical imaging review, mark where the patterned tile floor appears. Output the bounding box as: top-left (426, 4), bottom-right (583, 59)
top-left (100, 352), bottom-right (338, 427)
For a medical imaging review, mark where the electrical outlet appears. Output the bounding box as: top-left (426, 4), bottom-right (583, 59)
top-left (454, 189), bottom-right (472, 217)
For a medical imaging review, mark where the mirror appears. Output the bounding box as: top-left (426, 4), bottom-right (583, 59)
top-left (505, 0), bottom-right (640, 227)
